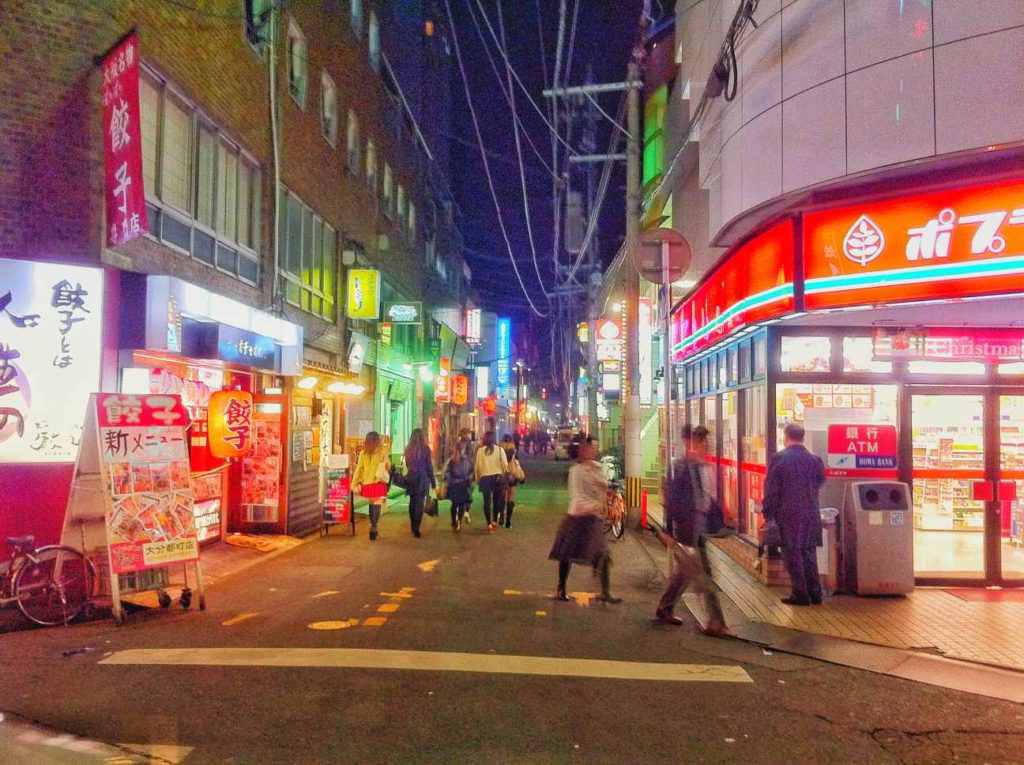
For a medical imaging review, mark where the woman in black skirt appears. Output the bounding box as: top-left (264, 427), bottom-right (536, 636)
top-left (549, 435), bottom-right (621, 604)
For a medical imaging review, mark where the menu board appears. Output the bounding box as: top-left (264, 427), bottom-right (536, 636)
top-left (242, 417), bottom-right (281, 507)
top-left (96, 393), bottom-right (199, 574)
top-left (324, 468), bottom-right (351, 524)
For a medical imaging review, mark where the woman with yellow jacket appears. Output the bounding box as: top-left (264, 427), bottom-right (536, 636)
top-left (351, 431), bottom-right (392, 541)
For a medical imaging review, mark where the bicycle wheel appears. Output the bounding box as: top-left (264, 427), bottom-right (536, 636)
top-left (611, 495), bottom-right (626, 539)
top-left (14, 545), bottom-right (93, 626)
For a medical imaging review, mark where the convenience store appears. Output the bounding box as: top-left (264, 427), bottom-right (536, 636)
top-left (673, 176), bottom-right (1024, 587)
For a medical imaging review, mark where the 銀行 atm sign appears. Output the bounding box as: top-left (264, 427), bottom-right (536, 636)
top-left (827, 424), bottom-right (898, 470)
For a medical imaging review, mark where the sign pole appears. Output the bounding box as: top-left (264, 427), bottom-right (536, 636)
top-left (623, 59), bottom-right (643, 518)
top-left (662, 241), bottom-right (674, 481)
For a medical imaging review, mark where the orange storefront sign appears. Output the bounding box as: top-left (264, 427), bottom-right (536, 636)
top-left (804, 178), bottom-right (1024, 310)
top-left (451, 374), bottom-right (468, 406)
top-left (208, 390), bottom-right (253, 459)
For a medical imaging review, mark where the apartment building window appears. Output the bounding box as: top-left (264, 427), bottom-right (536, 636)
top-left (366, 138), bottom-right (377, 188)
top-left (425, 237), bottom-right (436, 269)
top-left (346, 111), bottom-right (360, 172)
top-left (279, 187), bottom-right (338, 321)
top-left (368, 12), bottom-right (381, 73)
top-left (408, 201), bottom-right (416, 241)
top-left (350, 0), bottom-right (363, 38)
top-left (245, 0), bottom-right (272, 52)
top-left (321, 72), bottom-right (338, 146)
top-left (396, 185), bottom-right (406, 227)
top-left (288, 20), bottom-right (308, 107)
top-left (140, 68), bottom-right (262, 285)
top-left (382, 163), bottom-right (394, 218)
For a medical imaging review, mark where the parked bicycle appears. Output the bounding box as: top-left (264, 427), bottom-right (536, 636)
top-left (1, 535), bottom-right (96, 627)
top-left (605, 480), bottom-right (626, 539)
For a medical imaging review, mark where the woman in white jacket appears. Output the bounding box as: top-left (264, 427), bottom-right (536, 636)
top-left (474, 431), bottom-right (508, 534)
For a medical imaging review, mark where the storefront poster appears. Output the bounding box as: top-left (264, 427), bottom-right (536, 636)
top-left (242, 418), bottom-right (281, 506)
top-left (0, 259), bottom-right (103, 464)
top-left (804, 178), bottom-right (1024, 310)
top-left (102, 32), bottom-right (148, 248)
top-left (827, 424), bottom-right (898, 470)
top-left (96, 394), bottom-right (198, 574)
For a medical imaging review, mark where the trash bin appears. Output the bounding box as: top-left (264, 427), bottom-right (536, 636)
top-left (840, 482), bottom-right (914, 595)
top-left (818, 507), bottom-right (840, 596)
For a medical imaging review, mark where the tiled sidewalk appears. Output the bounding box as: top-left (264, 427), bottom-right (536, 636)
top-left (705, 540), bottom-right (1024, 672)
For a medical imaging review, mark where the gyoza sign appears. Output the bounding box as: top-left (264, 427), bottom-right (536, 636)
top-left (0, 259), bottom-right (103, 463)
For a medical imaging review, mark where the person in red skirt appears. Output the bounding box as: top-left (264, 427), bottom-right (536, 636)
top-left (351, 431), bottom-right (392, 541)
top-left (549, 435), bottom-right (621, 604)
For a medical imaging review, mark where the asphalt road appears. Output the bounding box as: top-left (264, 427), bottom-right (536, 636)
top-left (2, 455), bottom-right (1024, 764)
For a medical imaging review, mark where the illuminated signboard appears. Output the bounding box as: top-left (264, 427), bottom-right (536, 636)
top-left (384, 302), bottom-right (422, 324)
top-left (804, 179), bottom-right (1024, 310)
top-left (596, 318), bottom-right (624, 362)
top-left (452, 374), bottom-right (469, 406)
top-left (577, 322), bottom-right (590, 343)
top-left (873, 327), bottom-right (1024, 363)
top-left (465, 308), bottom-right (482, 345)
top-left (348, 331), bottom-right (368, 374)
top-left (208, 390), bottom-right (254, 459)
top-left (434, 357), bottom-right (451, 403)
top-left (0, 259), bottom-right (103, 464)
top-left (673, 220), bottom-right (794, 361)
top-left (639, 298), bottom-right (653, 406)
top-left (346, 269), bottom-right (381, 319)
top-left (496, 317), bottom-right (511, 386)
top-left (475, 365), bottom-right (489, 398)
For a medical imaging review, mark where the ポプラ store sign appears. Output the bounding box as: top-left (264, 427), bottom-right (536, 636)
top-left (804, 178), bottom-right (1024, 310)
top-left (672, 220), bottom-right (794, 360)
top-left (827, 424), bottom-right (898, 471)
top-left (873, 327), bottom-right (1024, 363)
top-left (0, 259), bottom-right (103, 464)
top-left (102, 32), bottom-right (148, 248)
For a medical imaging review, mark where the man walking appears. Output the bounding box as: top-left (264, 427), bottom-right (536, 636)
top-left (762, 424), bottom-right (826, 606)
top-left (655, 425), bottom-right (727, 634)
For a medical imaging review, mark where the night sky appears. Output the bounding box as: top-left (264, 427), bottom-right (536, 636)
top-left (446, 0), bottom-right (646, 345)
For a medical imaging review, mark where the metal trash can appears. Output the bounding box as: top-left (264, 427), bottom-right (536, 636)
top-left (840, 482), bottom-right (914, 595)
top-left (818, 507), bottom-right (840, 596)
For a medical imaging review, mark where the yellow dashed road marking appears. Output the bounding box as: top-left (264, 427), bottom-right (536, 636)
top-left (504, 589), bottom-right (524, 595)
top-left (381, 591), bottom-right (413, 599)
top-left (313, 590), bottom-right (340, 598)
top-left (535, 611), bottom-right (547, 617)
top-left (377, 603), bottom-right (400, 613)
top-left (221, 612), bottom-right (260, 626)
top-left (363, 617), bottom-right (388, 627)
top-left (308, 620), bottom-right (358, 630)
top-left (101, 648), bottom-right (754, 683)
top-left (417, 559), bottom-right (441, 572)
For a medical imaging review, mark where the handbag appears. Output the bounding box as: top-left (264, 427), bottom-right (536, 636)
top-left (423, 495), bottom-right (439, 517)
top-left (758, 519), bottom-right (783, 557)
top-left (509, 457), bottom-right (526, 484)
top-left (389, 465), bottom-right (408, 491)
top-left (375, 457), bottom-right (391, 485)
top-left (435, 483), bottom-right (448, 500)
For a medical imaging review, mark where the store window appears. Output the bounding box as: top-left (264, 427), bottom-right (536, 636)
top-left (742, 384), bottom-right (767, 538)
top-left (140, 69), bottom-right (261, 284)
top-left (1000, 362), bottom-right (1024, 375)
top-left (908, 360), bottom-right (986, 375)
top-left (843, 336), bottom-right (891, 373)
top-left (279, 187), bottom-right (338, 321)
top-left (722, 391), bottom-right (739, 528)
top-left (781, 336), bottom-right (831, 373)
top-left (739, 342), bottom-right (751, 383)
top-left (727, 347), bottom-right (738, 385)
top-left (754, 334), bottom-right (767, 378)
top-left (775, 383), bottom-right (898, 453)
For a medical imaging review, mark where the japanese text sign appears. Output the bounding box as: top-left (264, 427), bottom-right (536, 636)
top-left (208, 390), bottom-right (253, 459)
top-left (673, 220), bottom-right (794, 360)
top-left (496, 317), bottom-right (512, 386)
top-left (102, 33), bottom-right (148, 248)
top-left (827, 424), bottom-right (898, 471)
top-left (804, 179), bottom-right (1024, 310)
top-left (596, 318), bottom-right (624, 362)
top-left (452, 374), bottom-right (469, 406)
top-left (0, 259), bottom-right (103, 463)
top-left (465, 308), bottom-right (482, 345)
top-left (384, 302), bottom-right (422, 325)
top-left (346, 269), bottom-right (381, 319)
top-left (94, 393), bottom-right (198, 574)
top-left (434, 357), bottom-right (451, 403)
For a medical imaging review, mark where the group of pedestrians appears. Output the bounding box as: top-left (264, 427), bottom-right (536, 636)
top-left (349, 427), bottom-right (526, 541)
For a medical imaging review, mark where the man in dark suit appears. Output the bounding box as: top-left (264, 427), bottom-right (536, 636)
top-left (763, 424), bottom-right (826, 606)
top-left (654, 424), bottom-right (727, 634)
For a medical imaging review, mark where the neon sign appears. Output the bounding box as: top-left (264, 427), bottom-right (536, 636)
top-left (496, 318), bottom-right (511, 386)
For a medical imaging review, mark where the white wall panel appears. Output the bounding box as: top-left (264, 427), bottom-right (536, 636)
top-left (933, 0), bottom-right (1024, 45)
top-left (740, 11), bottom-right (783, 123)
top-left (845, 0), bottom-right (933, 71)
top-left (846, 50), bottom-right (935, 173)
top-left (722, 135), bottom-right (743, 226)
top-left (741, 105), bottom-right (783, 210)
top-left (781, 0), bottom-right (845, 99)
top-left (782, 78), bottom-right (846, 192)
top-left (935, 26), bottom-right (1024, 154)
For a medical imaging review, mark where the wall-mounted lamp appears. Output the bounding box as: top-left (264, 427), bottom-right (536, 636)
top-left (297, 375), bottom-right (319, 390)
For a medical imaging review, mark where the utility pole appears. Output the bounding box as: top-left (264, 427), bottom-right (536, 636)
top-left (623, 58), bottom-right (643, 517)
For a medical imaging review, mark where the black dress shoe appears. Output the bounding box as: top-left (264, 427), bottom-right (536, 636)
top-left (555, 589), bottom-right (571, 602)
top-left (655, 610), bottom-right (684, 626)
top-left (597, 593), bottom-right (622, 604)
top-left (781, 596), bottom-right (810, 606)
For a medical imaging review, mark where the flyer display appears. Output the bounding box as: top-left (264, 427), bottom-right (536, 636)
top-left (242, 418), bottom-right (282, 508)
top-left (97, 393), bottom-right (199, 573)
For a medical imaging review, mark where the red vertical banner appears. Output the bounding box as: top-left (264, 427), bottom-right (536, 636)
top-left (102, 32), bottom-right (148, 248)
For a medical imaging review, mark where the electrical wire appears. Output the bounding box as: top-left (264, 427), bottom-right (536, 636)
top-left (549, 0), bottom-right (568, 272)
top-left (583, 90), bottom-right (632, 140)
top-left (497, 0), bottom-right (550, 299)
top-left (381, 50), bottom-right (435, 164)
top-left (444, 0), bottom-right (548, 318)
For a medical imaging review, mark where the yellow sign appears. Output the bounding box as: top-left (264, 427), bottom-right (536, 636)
top-left (142, 537), bottom-right (199, 568)
top-left (346, 269), bottom-right (381, 319)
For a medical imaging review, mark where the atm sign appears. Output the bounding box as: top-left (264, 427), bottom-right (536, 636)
top-left (827, 424), bottom-right (897, 470)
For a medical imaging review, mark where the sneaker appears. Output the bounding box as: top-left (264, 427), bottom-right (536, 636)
top-left (487, 522), bottom-right (496, 534)
top-left (781, 596), bottom-right (811, 607)
top-left (702, 623), bottom-right (733, 638)
top-left (655, 610), bottom-right (684, 626)
top-left (464, 512), bottom-right (471, 524)
top-left (597, 593), bottom-right (622, 604)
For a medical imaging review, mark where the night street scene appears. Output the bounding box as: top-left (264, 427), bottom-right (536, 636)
top-left (3, 1), bottom-right (1024, 763)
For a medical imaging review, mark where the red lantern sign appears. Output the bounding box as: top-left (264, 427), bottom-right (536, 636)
top-left (208, 390), bottom-right (254, 459)
top-left (452, 374), bottom-right (469, 406)
top-left (434, 357), bottom-right (452, 403)
top-left (482, 395), bottom-right (497, 417)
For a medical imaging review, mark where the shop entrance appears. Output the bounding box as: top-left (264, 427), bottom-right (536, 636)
top-left (911, 389), bottom-right (1024, 584)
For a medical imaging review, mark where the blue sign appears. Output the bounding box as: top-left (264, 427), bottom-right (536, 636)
top-left (218, 325), bottom-right (277, 370)
top-left (496, 317), bottom-right (511, 386)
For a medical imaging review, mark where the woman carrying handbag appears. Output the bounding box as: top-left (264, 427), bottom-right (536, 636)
top-left (498, 434), bottom-right (526, 528)
top-left (403, 429), bottom-right (436, 538)
top-left (351, 431), bottom-right (391, 541)
top-left (443, 441), bottom-right (474, 531)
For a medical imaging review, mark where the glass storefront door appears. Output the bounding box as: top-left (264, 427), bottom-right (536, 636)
top-left (911, 393), bottom-right (986, 579)
top-left (999, 395), bottom-right (1024, 581)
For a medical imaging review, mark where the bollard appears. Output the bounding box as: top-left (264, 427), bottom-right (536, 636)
top-left (641, 488), bottom-right (649, 529)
